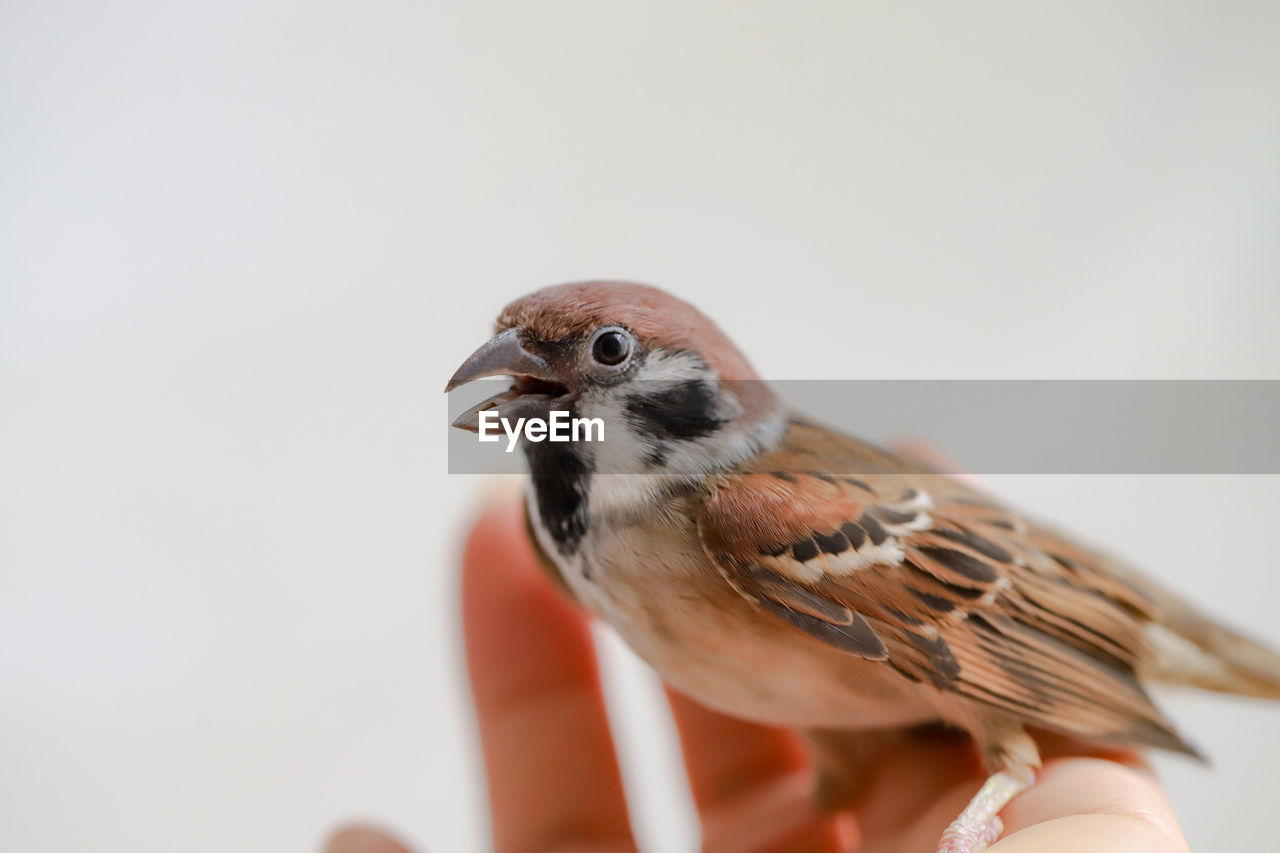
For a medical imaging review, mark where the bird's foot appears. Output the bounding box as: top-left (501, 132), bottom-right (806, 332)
top-left (936, 768), bottom-right (1033, 853)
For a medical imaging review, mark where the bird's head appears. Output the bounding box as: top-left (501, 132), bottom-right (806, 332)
top-left (446, 281), bottom-right (785, 489)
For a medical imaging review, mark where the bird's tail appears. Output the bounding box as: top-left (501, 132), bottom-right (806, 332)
top-left (1146, 594), bottom-right (1280, 701)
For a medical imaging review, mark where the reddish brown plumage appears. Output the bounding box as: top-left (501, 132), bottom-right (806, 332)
top-left (699, 419), bottom-right (1205, 759)
top-left (496, 281), bottom-right (762, 382)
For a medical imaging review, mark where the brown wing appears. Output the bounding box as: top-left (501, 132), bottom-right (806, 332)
top-left (697, 418), bottom-right (1200, 756)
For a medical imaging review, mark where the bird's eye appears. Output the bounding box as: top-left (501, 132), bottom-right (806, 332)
top-left (591, 328), bottom-right (633, 367)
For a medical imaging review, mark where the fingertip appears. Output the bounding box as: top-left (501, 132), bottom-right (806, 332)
top-left (699, 771), bottom-right (844, 853)
top-left (994, 813), bottom-right (1189, 853)
top-left (460, 487), bottom-right (593, 706)
top-left (999, 757), bottom-right (1185, 848)
top-left (323, 824), bottom-right (412, 853)
top-left (461, 486), bottom-right (529, 583)
top-left (1030, 729), bottom-right (1153, 775)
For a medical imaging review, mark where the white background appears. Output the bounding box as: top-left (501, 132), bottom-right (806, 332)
top-left (3, 2), bottom-right (1279, 851)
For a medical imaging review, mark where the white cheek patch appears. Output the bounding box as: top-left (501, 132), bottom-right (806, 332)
top-left (576, 393), bottom-right (653, 475)
top-left (631, 349), bottom-right (712, 382)
top-left (575, 348), bottom-right (786, 520)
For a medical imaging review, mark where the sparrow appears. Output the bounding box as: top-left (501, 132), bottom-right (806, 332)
top-left (445, 281), bottom-right (1280, 852)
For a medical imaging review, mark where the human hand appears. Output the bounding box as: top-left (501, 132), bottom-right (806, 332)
top-left (323, 494), bottom-right (1190, 853)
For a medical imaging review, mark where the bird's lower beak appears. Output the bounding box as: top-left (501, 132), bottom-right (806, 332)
top-left (445, 328), bottom-right (572, 432)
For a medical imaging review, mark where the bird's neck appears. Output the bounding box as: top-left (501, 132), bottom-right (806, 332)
top-left (523, 379), bottom-right (787, 557)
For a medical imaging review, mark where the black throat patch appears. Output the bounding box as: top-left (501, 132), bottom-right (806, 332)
top-left (525, 439), bottom-right (593, 555)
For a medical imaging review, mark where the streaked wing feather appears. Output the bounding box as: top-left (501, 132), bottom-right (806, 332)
top-left (698, 419), bottom-right (1198, 755)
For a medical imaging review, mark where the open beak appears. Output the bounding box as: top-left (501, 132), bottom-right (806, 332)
top-left (445, 328), bottom-right (572, 432)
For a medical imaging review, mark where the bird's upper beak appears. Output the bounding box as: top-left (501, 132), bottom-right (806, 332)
top-left (445, 327), bottom-right (572, 432)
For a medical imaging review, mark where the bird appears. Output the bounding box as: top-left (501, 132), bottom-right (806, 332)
top-left (445, 281), bottom-right (1280, 852)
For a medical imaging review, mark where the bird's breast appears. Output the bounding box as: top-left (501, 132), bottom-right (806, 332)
top-left (548, 502), bottom-right (937, 730)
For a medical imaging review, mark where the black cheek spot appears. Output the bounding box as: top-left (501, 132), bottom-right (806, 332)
top-left (624, 380), bottom-right (725, 441)
top-left (771, 471), bottom-right (795, 483)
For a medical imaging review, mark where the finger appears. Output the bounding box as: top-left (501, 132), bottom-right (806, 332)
top-left (699, 772), bottom-right (846, 853)
top-left (462, 493), bottom-right (635, 853)
top-left (323, 825), bottom-right (412, 853)
top-left (849, 726), bottom-right (1149, 842)
top-left (890, 438), bottom-right (962, 471)
top-left (664, 688), bottom-right (807, 810)
top-left (994, 757), bottom-right (1188, 852)
top-left (665, 689), bottom-right (844, 852)
top-left (856, 742), bottom-right (1173, 853)
top-left (836, 725), bottom-right (981, 842)
top-left (1029, 728), bottom-right (1151, 773)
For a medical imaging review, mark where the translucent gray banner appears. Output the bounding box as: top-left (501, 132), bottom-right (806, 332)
top-left (446, 380), bottom-right (1279, 474)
